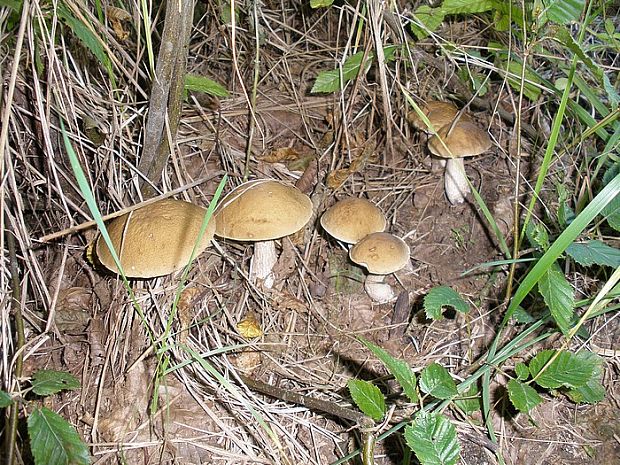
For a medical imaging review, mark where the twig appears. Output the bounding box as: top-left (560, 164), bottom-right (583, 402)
top-left (4, 225), bottom-right (25, 465)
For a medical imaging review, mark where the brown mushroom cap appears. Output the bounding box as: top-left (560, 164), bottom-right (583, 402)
top-left (320, 197), bottom-right (387, 244)
top-left (349, 232), bottom-right (410, 274)
top-left (214, 179), bottom-right (313, 241)
top-left (408, 101), bottom-right (472, 134)
top-left (427, 121), bottom-right (492, 159)
top-left (95, 199), bottom-right (216, 278)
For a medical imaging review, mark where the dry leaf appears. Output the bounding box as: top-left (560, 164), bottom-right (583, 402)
top-left (326, 168), bottom-right (351, 189)
top-left (237, 314), bottom-right (263, 338)
top-left (261, 147), bottom-right (302, 163)
top-left (273, 291), bottom-right (308, 313)
top-left (229, 350), bottom-right (262, 375)
top-left (107, 6), bottom-right (132, 41)
top-left (178, 287), bottom-right (200, 343)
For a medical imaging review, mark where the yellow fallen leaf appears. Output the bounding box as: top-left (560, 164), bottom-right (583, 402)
top-left (237, 314), bottom-right (263, 338)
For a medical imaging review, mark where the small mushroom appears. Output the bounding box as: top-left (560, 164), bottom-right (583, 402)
top-left (427, 121), bottom-right (492, 205)
top-left (214, 179), bottom-right (313, 288)
top-left (95, 198), bottom-right (216, 278)
top-left (320, 197), bottom-right (387, 245)
top-left (349, 232), bottom-right (410, 303)
top-left (407, 100), bottom-right (471, 135)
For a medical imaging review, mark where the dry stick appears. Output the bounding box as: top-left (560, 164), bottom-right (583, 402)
top-left (38, 173), bottom-right (224, 242)
top-left (4, 227), bottom-right (24, 465)
top-left (239, 374), bottom-right (378, 465)
top-left (137, 0), bottom-right (194, 195)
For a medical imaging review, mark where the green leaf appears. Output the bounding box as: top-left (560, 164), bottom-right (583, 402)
top-left (348, 379), bottom-right (385, 421)
top-left (507, 379), bottom-right (543, 413)
top-left (565, 240), bottom-right (620, 268)
top-left (311, 47), bottom-right (396, 94)
top-left (0, 390), bottom-right (13, 407)
top-left (511, 306), bottom-right (535, 324)
top-left (404, 412), bottom-right (460, 465)
top-left (359, 338), bottom-right (418, 403)
top-left (419, 363), bottom-right (458, 400)
top-left (515, 362), bottom-right (530, 381)
top-left (529, 350), bottom-right (594, 389)
top-left (423, 286), bottom-right (469, 320)
top-left (31, 370), bottom-right (80, 396)
top-left (525, 221), bottom-right (550, 250)
top-left (310, 0), bottom-right (334, 7)
top-left (441, 0), bottom-right (496, 14)
top-left (544, 0), bottom-right (584, 24)
top-left (602, 163), bottom-right (620, 231)
top-left (57, 5), bottom-right (113, 79)
top-left (28, 407), bottom-right (91, 465)
top-left (454, 385), bottom-right (480, 415)
top-left (538, 264), bottom-right (575, 334)
top-left (184, 74), bottom-right (229, 97)
top-left (0, 0), bottom-right (22, 10)
top-left (502, 59), bottom-right (543, 101)
top-left (410, 5), bottom-right (446, 39)
top-left (566, 351), bottom-right (605, 404)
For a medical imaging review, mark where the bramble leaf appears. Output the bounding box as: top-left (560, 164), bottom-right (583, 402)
top-left (31, 370), bottom-right (80, 396)
top-left (423, 286), bottom-right (469, 320)
top-left (419, 363), bottom-right (458, 400)
top-left (348, 379), bottom-right (385, 421)
top-left (507, 379), bottom-right (543, 413)
top-left (404, 411), bottom-right (460, 465)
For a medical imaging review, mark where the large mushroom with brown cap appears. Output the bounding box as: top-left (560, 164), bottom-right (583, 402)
top-left (214, 179), bottom-right (313, 288)
top-left (407, 100), bottom-right (471, 135)
top-left (95, 198), bottom-right (216, 278)
top-left (427, 120), bottom-right (492, 205)
top-left (349, 232), bottom-right (410, 303)
top-left (320, 197), bottom-right (386, 245)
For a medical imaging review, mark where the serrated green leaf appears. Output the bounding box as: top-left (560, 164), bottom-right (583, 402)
top-left (565, 240), bottom-right (620, 268)
top-left (404, 412), bottom-right (460, 465)
top-left (441, 0), bottom-right (495, 14)
top-left (310, 0), bottom-right (334, 7)
top-left (529, 350), bottom-right (594, 389)
top-left (544, 0), bottom-right (584, 24)
top-left (57, 5), bottom-right (113, 78)
top-left (0, 390), bottom-right (13, 407)
top-left (28, 407), bottom-right (91, 465)
top-left (348, 379), bottom-right (385, 421)
top-left (566, 351), bottom-right (605, 404)
top-left (538, 264), bottom-right (575, 334)
top-left (507, 379), bottom-right (543, 413)
top-left (454, 385), bottom-right (480, 415)
top-left (525, 221), bottom-right (549, 250)
top-left (184, 74), bottom-right (229, 97)
top-left (410, 5), bottom-right (446, 39)
top-left (311, 47), bottom-right (396, 94)
top-left (423, 286), bottom-right (469, 320)
top-left (359, 338), bottom-right (418, 403)
top-left (511, 306), bottom-right (536, 324)
top-left (419, 363), bottom-right (458, 400)
top-left (515, 362), bottom-right (530, 380)
top-left (31, 370), bottom-right (80, 396)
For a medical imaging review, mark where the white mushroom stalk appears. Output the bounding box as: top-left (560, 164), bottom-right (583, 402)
top-left (444, 158), bottom-right (470, 205)
top-left (363, 274), bottom-right (395, 304)
top-left (249, 240), bottom-right (278, 288)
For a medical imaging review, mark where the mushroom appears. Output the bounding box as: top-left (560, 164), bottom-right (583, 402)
top-left (214, 179), bottom-right (313, 288)
top-left (95, 198), bottom-right (216, 278)
top-left (427, 121), bottom-right (492, 205)
top-left (407, 100), bottom-right (471, 135)
top-left (349, 232), bottom-right (410, 303)
top-left (320, 197), bottom-right (387, 245)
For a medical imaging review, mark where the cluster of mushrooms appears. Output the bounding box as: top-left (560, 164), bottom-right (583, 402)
top-left (408, 100), bottom-right (492, 204)
top-left (93, 100), bottom-right (491, 301)
top-left (94, 180), bottom-right (407, 303)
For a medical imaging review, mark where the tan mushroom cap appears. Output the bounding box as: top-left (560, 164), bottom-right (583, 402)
top-left (427, 121), bottom-right (492, 159)
top-left (349, 232), bottom-right (410, 275)
top-left (214, 179), bottom-right (313, 241)
top-left (320, 197), bottom-right (387, 244)
top-left (95, 199), bottom-right (216, 278)
top-left (408, 101), bottom-right (471, 134)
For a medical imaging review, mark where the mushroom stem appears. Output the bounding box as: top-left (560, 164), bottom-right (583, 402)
top-left (444, 158), bottom-right (470, 204)
top-left (364, 274), bottom-right (395, 304)
top-left (249, 240), bottom-right (277, 288)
